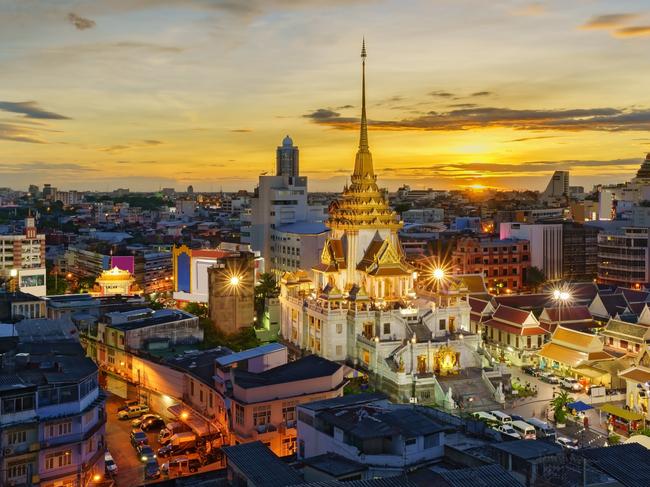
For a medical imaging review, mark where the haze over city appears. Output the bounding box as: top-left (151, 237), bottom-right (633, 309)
top-left (3, 0), bottom-right (650, 192)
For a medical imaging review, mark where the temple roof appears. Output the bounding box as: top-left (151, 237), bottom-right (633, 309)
top-left (356, 233), bottom-right (412, 276)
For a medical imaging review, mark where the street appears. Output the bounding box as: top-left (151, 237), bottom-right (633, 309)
top-left (503, 366), bottom-right (612, 447)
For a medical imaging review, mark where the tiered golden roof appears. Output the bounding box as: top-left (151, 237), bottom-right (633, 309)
top-left (327, 40), bottom-right (402, 232)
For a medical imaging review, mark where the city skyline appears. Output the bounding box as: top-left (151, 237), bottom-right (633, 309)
top-left (3, 1), bottom-right (650, 192)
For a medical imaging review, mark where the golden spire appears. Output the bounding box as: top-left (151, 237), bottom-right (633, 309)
top-left (353, 38), bottom-right (374, 181)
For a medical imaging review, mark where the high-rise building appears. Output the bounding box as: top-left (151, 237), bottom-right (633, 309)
top-left (541, 170), bottom-right (569, 200)
top-left (208, 252), bottom-right (256, 334)
top-left (500, 222), bottom-right (563, 281)
top-left (597, 227), bottom-right (650, 288)
top-left (187, 184), bottom-right (194, 194)
top-left (276, 135), bottom-right (299, 177)
top-left (0, 216), bottom-right (46, 296)
top-left (243, 136), bottom-right (327, 274)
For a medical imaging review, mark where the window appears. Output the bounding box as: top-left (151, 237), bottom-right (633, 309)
top-left (7, 430), bottom-right (27, 445)
top-left (336, 323), bottom-right (343, 334)
top-left (383, 323), bottom-right (391, 334)
top-left (2, 394), bottom-right (35, 414)
top-left (46, 421), bottom-right (72, 439)
top-left (7, 462), bottom-right (28, 480)
top-left (405, 438), bottom-right (417, 446)
top-left (621, 340), bottom-right (628, 350)
top-left (235, 404), bottom-right (244, 425)
top-left (439, 319), bottom-right (446, 331)
top-left (209, 393), bottom-right (213, 409)
top-left (336, 345), bottom-right (343, 356)
top-left (282, 436), bottom-right (297, 455)
top-left (86, 437), bottom-right (94, 454)
top-left (45, 450), bottom-right (72, 470)
top-left (363, 350), bottom-right (370, 364)
top-left (190, 380), bottom-right (194, 396)
top-left (200, 389), bottom-right (204, 402)
top-left (282, 403), bottom-right (296, 423)
top-left (253, 406), bottom-right (271, 426)
top-left (527, 336), bottom-right (532, 348)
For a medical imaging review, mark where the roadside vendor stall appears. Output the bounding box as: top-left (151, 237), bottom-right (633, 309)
top-left (599, 403), bottom-right (645, 436)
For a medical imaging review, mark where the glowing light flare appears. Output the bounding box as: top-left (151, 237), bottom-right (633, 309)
top-left (180, 411), bottom-right (189, 420)
top-left (229, 275), bottom-right (241, 286)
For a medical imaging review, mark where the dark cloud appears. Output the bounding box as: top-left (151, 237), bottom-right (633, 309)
top-left (337, 104), bottom-right (354, 110)
top-left (0, 101), bottom-right (70, 120)
top-left (67, 13), bottom-right (96, 30)
top-left (230, 129), bottom-right (252, 133)
top-left (307, 105), bottom-right (650, 132)
top-left (447, 103), bottom-right (478, 108)
top-left (614, 26), bottom-right (650, 37)
top-left (0, 123), bottom-right (46, 143)
top-left (507, 135), bottom-right (560, 142)
top-left (0, 161), bottom-right (97, 172)
top-left (303, 108), bottom-right (342, 120)
top-left (581, 13), bottom-right (640, 30)
top-left (100, 140), bottom-right (164, 153)
top-left (471, 91), bottom-right (492, 97)
top-left (429, 91), bottom-right (454, 98)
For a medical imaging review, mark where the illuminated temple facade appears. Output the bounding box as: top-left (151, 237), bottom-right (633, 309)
top-left (280, 44), bottom-right (481, 405)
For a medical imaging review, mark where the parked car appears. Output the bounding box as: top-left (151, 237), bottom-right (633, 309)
top-left (161, 454), bottom-right (203, 475)
top-left (493, 424), bottom-right (521, 439)
top-left (158, 444), bottom-right (197, 458)
top-left (510, 414), bottom-right (525, 422)
top-left (540, 372), bottom-right (560, 384)
top-left (117, 399), bottom-right (139, 412)
top-left (561, 377), bottom-right (582, 392)
top-left (137, 444), bottom-right (157, 463)
top-left (523, 366), bottom-right (540, 377)
top-left (471, 411), bottom-right (499, 425)
top-left (144, 459), bottom-right (161, 480)
top-left (130, 429), bottom-right (148, 448)
top-left (556, 436), bottom-right (579, 450)
top-left (118, 404), bottom-right (149, 420)
top-left (141, 417), bottom-right (166, 432)
top-left (131, 413), bottom-right (161, 428)
top-left (159, 422), bottom-right (191, 445)
top-left (104, 451), bottom-right (118, 476)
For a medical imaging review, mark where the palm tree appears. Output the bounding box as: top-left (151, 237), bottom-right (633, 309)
top-left (254, 273), bottom-right (279, 314)
top-left (525, 266), bottom-right (546, 292)
top-left (550, 390), bottom-right (574, 424)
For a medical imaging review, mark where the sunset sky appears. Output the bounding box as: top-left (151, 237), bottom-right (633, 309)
top-left (2, 0), bottom-right (650, 192)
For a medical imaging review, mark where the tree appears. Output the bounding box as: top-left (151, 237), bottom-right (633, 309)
top-left (254, 273), bottom-right (279, 316)
top-left (525, 266), bottom-right (546, 292)
top-left (184, 302), bottom-right (208, 318)
top-left (550, 390), bottom-right (573, 425)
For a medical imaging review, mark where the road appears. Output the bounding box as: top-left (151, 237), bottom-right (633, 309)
top-left (503, 366), bottom-right (611, 447)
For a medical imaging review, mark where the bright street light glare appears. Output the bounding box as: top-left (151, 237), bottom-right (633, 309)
top-left (229, 275), bottom-right (241, 286)
top-left (432, 268), bottom-right (445, 280)
top-left (553, 289), bottom-right (561, 300)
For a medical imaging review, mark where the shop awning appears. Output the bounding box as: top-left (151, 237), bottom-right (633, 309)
top-left (567, 401), bottom-right (593, 412)
top-left (573, 365), bottom-right (609, 379)
top-left (599, 403), bottom-right (645, 422)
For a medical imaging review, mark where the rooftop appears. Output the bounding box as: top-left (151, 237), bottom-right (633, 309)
top-left (275, 221), bottom-right (329, 235)
top-left (215, 342), bottom-right (285, 367)
top-left (234, 354), bottom-right (342, 389)
top-left (302, 452), bottom-right (367, 477)
top-left (436, 464), bottom-right (523, 487)
top-left (491, 439), bottom-right (562, 460)
top-left (582, 442), bottom-right (650, 487)
top-left (298, 392), bottom-right (387, 412)
top-left (105, 308), bottom-right (196, 331)
top-left (222, 441), bottom-right (304, 487)
top-left (165, 347), bottom-right (233, 385)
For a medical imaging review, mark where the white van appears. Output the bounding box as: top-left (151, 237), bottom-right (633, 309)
top-left (526, 418), bottom-right (557, 441)
top-left (490, 411), bottom-right (512, 425)
top-left (472, 411), bottom-right (498, 424)
top-left (511, 420), bottom-right (536, 440)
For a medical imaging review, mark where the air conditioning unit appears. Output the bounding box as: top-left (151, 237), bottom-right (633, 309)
top-left (4, 447), bottom-right (14, 456)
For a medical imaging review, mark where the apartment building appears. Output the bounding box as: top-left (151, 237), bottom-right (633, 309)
top-left (451, 237), bottom-right (530, 291)
top-left (597, 227), bottom-right (650, 288)
top-left (0, 217), bottom-right (46, 297)
top-left (0, 321), bottom-right (105, 487)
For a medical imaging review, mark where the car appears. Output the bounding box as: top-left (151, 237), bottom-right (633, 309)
top-left (130, 429), bottom-right (148, 448)
top-left (523, 366), bottom-right (540, 377)
top-left (137, 444), bottom-right (157, 463)
top-left (104, 451), bottom-right (118, 476)
top-left (493, 424), bottom-right (521, 439)
top-left (141, 417), bottom-right (166, 432)
top-left (117, 404), bottom-right (149, 420)
top-left (540, 372), bottom-right (560, 384)
top-left (131, 413), bottom-right (161, 428)
top-left (144, 459), bottom-right (161, 480)
top-left (160, 455), bottom-right (203, 475)
top-left (510, 414), bottom-right (525, 422)
top-left (117, 399), bottom-right (139, 412)
top-left (561, 377), bottom-right (582, 392)
top-left (157, 444), bottom-right (197, 458)
top-left (556, 436), bottom-right (579, 450)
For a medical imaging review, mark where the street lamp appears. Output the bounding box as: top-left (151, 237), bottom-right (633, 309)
top-left (181, 411), bottom-right (189, 421)
top-left (552, 288), bottom-right (571, 330)
top-left (432, 267), bottom-right (445, 307)
top-left (229, 275), bottom-right (241, 287)
top-left (9, 268), bottom-right (18, 294)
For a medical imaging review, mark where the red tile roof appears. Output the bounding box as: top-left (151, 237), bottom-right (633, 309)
top-left (541, 306), bottom-right (592, 323)
top-left (483, 319), bottom-right (547, 336)
top-left (492, 305), bottom-right (531, 325)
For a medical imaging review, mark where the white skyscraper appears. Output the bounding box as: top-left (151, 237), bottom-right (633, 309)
top-left (276, 135), bottom-right (299, 177)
